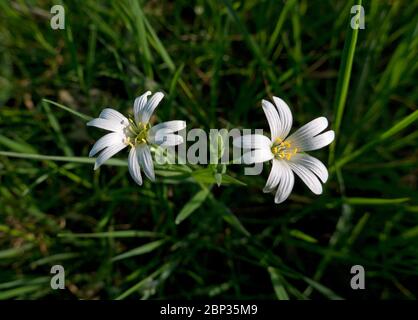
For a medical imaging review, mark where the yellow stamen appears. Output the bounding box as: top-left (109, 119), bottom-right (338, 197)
top-left (124, 136), bottom-right (134, 148)
top-left (271, 138), bottom-right (298, 161)
top-left (126, 115), bottom-right (151, 147)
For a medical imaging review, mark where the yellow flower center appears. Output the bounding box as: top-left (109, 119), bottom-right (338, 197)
top-left (271, 138), bottom-right (298, 160)
top-left (124, 116), bottom-right (151, 147)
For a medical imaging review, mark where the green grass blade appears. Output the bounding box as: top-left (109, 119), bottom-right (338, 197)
top-left (0, 151), bottom-right (126, 166)
top-left (58, 231), bottom-right (160, 238)
top-left (345, 197), bottom-right (409, 205)
top-left (0, 244), bottom-right (34, 259)
top-left (223, 0), bottom-right (276, 83)
top-left (334, 110), bottom-right (418, 169)
top-left (42, 99), bottom-right (93, 121)
top-left (42, 100), bottom-right (74, 156)
top-left (329, 0), bottom-right (362, 165)
top-left (379, 110), bottom-right (418, 140)
top-left (303, 277), bottom-right (343, 300)
top-left (268, 267), bottom-right (290, 300)
top-left (289, 229), bottom-right (318, 243)
top-left (111, 239), bottom-right (167, 262)
top-left (0, 285), bottom-right (41, 299)
top-left (115, 262), bottom-right (175, 300)
top-left (175, 188), bottom-right (210, 224)
top-left (130, 0), bottom-right (153, 78)
top-left (143, 13), bottom-right (175, 72)
top-left (0, 135), bottom-right (37, 153)
top-left (266, 0), bottom-right (296, 55)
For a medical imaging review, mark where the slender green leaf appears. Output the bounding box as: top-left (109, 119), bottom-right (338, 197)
top-left (42, 99), bottom-right (92, 121)
top-left (268, 267), bottom-right (290, 300)
top-left (175, 188), bottom-right (210, 224)
top-left (111, 239), bottom-right (166, 262)
top-left (0, 244), bottom-right (34, 259)
top-left (345, 197), bottom-right (409, 205)
top-left (290, 229), bottom-right (318, 243)
top-left (59, 231), bottom-right (160, 238)
top-left (303, 277), bottom-right (343, 300)
top-left (329, 0), bottom-right (362, 164)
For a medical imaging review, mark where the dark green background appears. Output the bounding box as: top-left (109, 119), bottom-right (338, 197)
top-left (0, 0), bottom-right (417, 299)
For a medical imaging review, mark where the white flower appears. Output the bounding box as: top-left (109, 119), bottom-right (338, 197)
top-left (87, 91), bottom-right (186, 185)
top-left (233, 96), bottom-right (335, 204)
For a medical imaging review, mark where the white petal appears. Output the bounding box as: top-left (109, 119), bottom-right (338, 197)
top-left (87, 118), bottom-right (126, 132)
top-left (262, 99), bottom-right (281, 140)
top-left (128, 147), bottom-right (143, 186)
top-left (274, 161), bottom-right (294, 204)
top-left (94, 142), bottom-right (127, 170)
top-left (134, 91), bottom-right (151, 123)
top-left (309, 130), bottom-right (335, 151)
top-left (233, 134), bottom-right (272, 150)
top-left (149, 128), bottom-right (169, 144)
top-left (292, 130), bottom-right (335, 152)
top-left (137, 144), bottom-right (155, 181)
top-left (291, 153), bottom-right (328, 183)
top-left (288, 161), bottom-right (323, 195)
top-left (141, 92), bottom-right (164, 124)
top-left (99, 108), bottom-right (129, 126)
top-left (151, 133), bottom-right (184, 146)
top-left (242, 149), bottom-right (274, 164)
top-left (286, 117), bottom-right (328, 146)
top-left (89, 132), bottom-right (125, 157)
top-left (273, 96), bottom-right (293, 139)
top-left (163, 135), bottom-right (184, 146)
top-left (263, 159), bottom-right (281, 193)
top-left (150, 120), bottom-right (186, 135)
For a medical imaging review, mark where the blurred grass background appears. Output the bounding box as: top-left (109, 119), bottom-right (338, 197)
top-left (0, 0), bottom-right (417, 299)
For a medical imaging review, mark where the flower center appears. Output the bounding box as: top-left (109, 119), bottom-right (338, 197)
top-left (271, 138), bottom-right (298, 160)
top-left (124, 116), bottom-right (151, 147)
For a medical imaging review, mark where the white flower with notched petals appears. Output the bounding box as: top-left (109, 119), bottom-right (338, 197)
top-left (87, 91), bottom-right (186, 185)
top-left (234, 96), bottom-right (334, 204)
